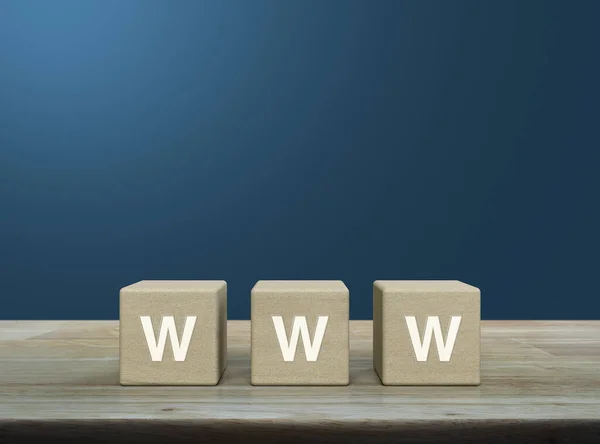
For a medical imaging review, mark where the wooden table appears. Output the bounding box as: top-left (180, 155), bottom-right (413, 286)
top-left (1, 320), bottom-right (599, 443)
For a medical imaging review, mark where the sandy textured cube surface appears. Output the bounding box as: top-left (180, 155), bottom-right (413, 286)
top-left (251, 280), bottom-right (349, 385)
top-left (119, 280), bottom-right (227, 385)
top-left (373, 280), bottom-right (480, 386)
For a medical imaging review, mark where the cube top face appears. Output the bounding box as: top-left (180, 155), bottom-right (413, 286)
top-left (251, 280), bottom-right (349, 386)
top-left (252, 280), bottom-right (348, 294)
top-left (120, 280), bottom-right (227, 386)
top-left (374, 280), bottom-right (479, 294)
top-left (122, 280), bottom-right (226, 294)
top-left (374, 280), bottom-right (480, 386)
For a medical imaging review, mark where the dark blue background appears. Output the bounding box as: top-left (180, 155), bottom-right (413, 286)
top-left (1, 1), bottom-right (598, 320)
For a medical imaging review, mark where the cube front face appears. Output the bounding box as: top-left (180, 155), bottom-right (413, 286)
top-left (251, 281), bottom-right (349, 386)
top-left (374, 280), bottom-right (480, 386)
top-left (119, 280), bottom-right (227, 386)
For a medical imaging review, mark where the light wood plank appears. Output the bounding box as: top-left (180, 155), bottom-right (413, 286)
top-left (0, 320), bottom-right (599, 423)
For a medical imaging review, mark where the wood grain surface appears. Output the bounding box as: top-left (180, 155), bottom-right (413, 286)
top-left (1, 320), bottom-right (599, 443)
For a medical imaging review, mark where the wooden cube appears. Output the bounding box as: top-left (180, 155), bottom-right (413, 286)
top-left (373, 280), bottom-right (480, 385)
top-left (251, 280), bottom-right (349, 385)
top-left (119, 280), bottom-right (227, 385)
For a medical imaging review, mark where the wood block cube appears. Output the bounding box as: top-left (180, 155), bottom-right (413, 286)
top-left (251, 280), bottom-right (349, 385)
top-left (373, 280), bottom-right (480, 385)
top-left (119, 280), bottom-right (227, 385)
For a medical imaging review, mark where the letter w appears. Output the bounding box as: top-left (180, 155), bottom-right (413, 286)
top-left (272, 316), bottom-right (329, 362)
top-left (405, 316), bottom-right (462, 362)
top-left (140, 316), bottom-right (197, 362)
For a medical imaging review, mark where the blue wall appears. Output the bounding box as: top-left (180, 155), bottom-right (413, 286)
top-left (1, 0), bottom-right (598, 320)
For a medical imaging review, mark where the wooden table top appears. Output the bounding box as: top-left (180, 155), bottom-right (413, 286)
top-left (1, 320), bottom-right (599, 442)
